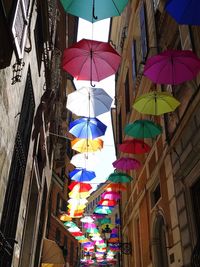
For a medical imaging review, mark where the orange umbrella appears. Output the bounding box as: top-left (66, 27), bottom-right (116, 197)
top-left (59, 213), bottom-right (72, 222)
top-left (105, 183), bottom-right (127, 192)
top-left (71, 138), bottom-right (103, 153)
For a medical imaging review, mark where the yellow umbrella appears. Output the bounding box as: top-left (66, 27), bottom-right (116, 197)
top-left (68, 191), bottom-right (90, 199)
top-left (133, 91), bottom-right (180, 115)
top-left (67, 203), bottom-right (87, 210)
top-left (101, 223), bottom-right (114, 230)
top-left (59, 213), bottom-right (72, 222)
top-left (71, 138), bottom-right (103, 153)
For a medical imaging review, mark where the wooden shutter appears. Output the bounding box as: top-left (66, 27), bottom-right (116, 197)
top-left (11, 0), bottom-right (31, 59)
top-left (140, 2), bottom-right (148, 61)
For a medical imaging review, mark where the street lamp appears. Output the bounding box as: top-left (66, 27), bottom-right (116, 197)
top-left (102, 225), bottom-right (132, 255)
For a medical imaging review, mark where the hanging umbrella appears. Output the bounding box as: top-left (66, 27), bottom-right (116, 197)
top-left (62, 39), bottom-right (121, 84)
top-left (68, 226), bottom-right (81, 232)
top-left (67, 203), bottom-right (86, 210)
top-left (86, 228), bottom-right (99, 234)
top-left (165, 0), bottom-right (200, 25)
top-left (66, 87), bottom-right (113, 117)
top-left (133, 91), bottom-right (180, 115)
top-left (59, 213), bottom-right (72, 222)
top-left (63, 221), bottom-right (76, 228)
top-left (71, 138), bottom-right (103, 153)
top-left (107, 172), bottom-right (133, 183)
top-left (101, 191), bottom-right (121, 201)
top-left (101, 224), bottom-right (115, 230)
top-left (94, 206), bottom-right (113, 215)
top-left (60, 0), bottom-right (128, 23)
top-left (69, 168), bottom-right (96, 183)
top-left (83, 223), bottom-right (97, 229)
top-left (125, 119), bottom-right (162, 139)
top-left (71, 232), bottom-right (84, 237)
top-left (98, 199), bottom-right (117, 207)
top-left (80, 216), bottom-right (94, 223)
top-left (98, 217), bottom-right (111, 225)
top-left (68, 181), bottom-right (92, 192)
top-left (67, 198), bottom-right (88, 205)
top-left (144, 50), bottom-right (200, 85)
top-left (105, 183), bottom-right (127, 192)
top-left (70, 152), bottom-right (99, 169)
top-left (119, 139), bottom-right (151, 154)
top-left (112, 157), bottom-right (141, 170)
top-left (68, 191), bottom-right (91, 199)
top-left (69, 117), bottom-right (107, 140)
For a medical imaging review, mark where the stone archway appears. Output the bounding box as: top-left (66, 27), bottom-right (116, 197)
top-left (152, 214), bottom-right (169, 267)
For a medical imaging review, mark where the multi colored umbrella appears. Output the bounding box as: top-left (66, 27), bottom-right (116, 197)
top-left (60, 0), bottom-right (128, 23)
top-left (144, 50), bottom-right (200, 85)
top-left (69, 117), bottom-right (107, 139)
top-left (70, 152), bottom-right (99, 169)
top-left (101, 191), bottom-right (121, 201)
top-left (68, 181), bottom-right (92, 192)
top-left (165, 0), bottom-right (200, 25)
top-left (71, 138), bottom-right (103, 153)
top-left (94, 206), bottom-right (113, 215)
top-left (133, 91), bottom-right (180, 115)
top-left (107, 172), bottom-right (132, 183)
top-left (112, 157), bottom-right (141, 170)
top-left (124, 120), bottom-right (162, 139)
top-left (98, 199), bottom-right (117, 206)
top-left (62, 39), bottom-right (121, 84)
top-left (119, 139), bottom-right (151, 154)
top-left (66, 87), bottom-right (113, 117)
top-left (105, 183), bottom-right (127, 192)
top-left (69, 168), bottom-right (96, 183)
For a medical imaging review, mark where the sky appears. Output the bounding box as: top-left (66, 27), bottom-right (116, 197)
top-left (73, 18), bottom-right (116, 188)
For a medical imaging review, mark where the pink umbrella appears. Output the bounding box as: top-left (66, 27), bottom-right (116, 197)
top-left (83, 223), bottom-right (97, 229)
top-left (144, 50), bottom-right (200, 85)
top-left (101, 191), bottom-right (121, 201)
top-left (112, 157), bottom-right (141, 170)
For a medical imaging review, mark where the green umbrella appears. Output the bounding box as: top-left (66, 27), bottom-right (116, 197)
top-left (94, 207), bottom-right (113, 215)
top-left (86, 228), bottom-right (99, 234)
top-left (63, 221), bottom-right (76, 228)
top-left (60, 0), bottom-right (128, 23)
top-left (98, 218), bottom-right (111, 225)
top-left (124, 119), bottom-right (162, 139)
top-left (75, 235), bottom-right (87, 240)
top-left (107, 172), bottom-right (132, 183)
top-left (133, 91), bottom-right (180, 115)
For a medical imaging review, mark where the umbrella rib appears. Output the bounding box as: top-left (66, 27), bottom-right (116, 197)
top-left (111, 0), bottom-right (121, 15)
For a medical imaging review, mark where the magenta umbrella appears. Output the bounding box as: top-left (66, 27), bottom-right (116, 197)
top-left (101, 191), bottom-right (121, 201)
top-left (83, 223), bottom-right (97, 229)
top-left (112, 157), bottom-right (141, 170)
top-left (144, 50), bottom-right (200, 85)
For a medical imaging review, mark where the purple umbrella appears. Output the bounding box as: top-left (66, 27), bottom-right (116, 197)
top-left (112, 157), bottom-right (141, 171)
top-left (101, 191), bottom-right (121, 201)
top-left (144, 50), bottom-right (200, 85)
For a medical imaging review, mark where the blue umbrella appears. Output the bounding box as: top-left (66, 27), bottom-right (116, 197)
top-left (69, 168), bottom-right (96, 182)
top-left (69, 117), bottom-right (107, 139)
top-left (165, 0), bottom-right (200, 25)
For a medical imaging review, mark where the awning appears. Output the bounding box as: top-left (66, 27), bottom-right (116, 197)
top-left (41, 238), bottom-right (65, 267)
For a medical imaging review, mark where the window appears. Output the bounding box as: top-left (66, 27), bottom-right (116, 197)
top-left (140, 2), bottom-right (148, 61)
top-left (55, 228), bottom-right (61, 244)
top-left (11, 0), bottom-right (31, 59)
top-left (151, 183), bottom-right (161, 208)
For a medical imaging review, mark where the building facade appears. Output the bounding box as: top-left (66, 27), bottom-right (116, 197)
top-left (110, 0), bottom-right (200, 267)
top-left (0, 0), bottom-right (78, 266)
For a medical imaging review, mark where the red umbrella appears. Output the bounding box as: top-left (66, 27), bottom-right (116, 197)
top-left (68, 181), bottom-right (92, 192)
top-left (119, 139), bottom-right (151, 154)
top-left (101, 191), bottom-right (121, 200)
top-left (98, 199), bottom-right (117, 206)
top-left (71, 232), bottom-right (84, 237)
top-left (144, 50), bottom-right (200, 85)
top-left (62, 39), bottom-right (121, 85)
top-left (112, 157), bottom-right (141, 170)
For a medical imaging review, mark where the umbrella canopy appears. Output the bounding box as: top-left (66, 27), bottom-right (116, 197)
top-left (125, 120), bottom-right (162, 139)
top-left (94, 206), bottom-right (113, 215)
top-left (71, 232), bottom-right (84, 237)
top-left (144, 50), bottom-right (200, 85)
top-left (67, 198), bottom-right (88, 205)
top-left (63, 221), bottom-right (77, 228)
top-left (69, 117), bottom-right (107, 140)
top-left (98, 217), bottom-right (111, 225)
top-left (68, 191), bottom-right (90, 199)
top-left (165, 0), bottom-right (200, 25)
top-left (60, 0), bottom-right (128, 23)
top-left (133, 91), bottom-right (180, 115)
top-left (119, 139), bottom-right (151, 154)
top-left (69, 168), bottom-right (96, 183)
top-left (62, 39), bottom-right (121, 84)
top-left (83, 223), bottom-right (97, 229)
top-left (80, 216), bottom-right (94, 223)
top-left (67, 203), bottom-right (86, 210)
top-left (101, 191), bottom-right (121, 201)
top-left (66, 87), bottom-right (113, 117)
top-left (71, 138), bottom-right (103, 153)
top-left (41, 238), bottom-right (65, 265)
top-left (68, 181), bottom-right (92, 192)
top-left (101, 224), bottom-right (115, 230)
top-left (107, 172), bottom-right (133, 183)
top-left (105, 183), bottom-right (127, 192)
top-left (70, 152), bottom-right (99, 169)
top-left (98, 199), bottom-right (117, 206)
top-left (112, 157), bottom-right (141, 170)
top-left (59, 213), bottom-right (72, 222)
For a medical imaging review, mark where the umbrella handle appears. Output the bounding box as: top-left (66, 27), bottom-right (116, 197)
top-left (90, 80), bottom-right (96, 87)
top-left (92, 0), bottom-right (98, 20)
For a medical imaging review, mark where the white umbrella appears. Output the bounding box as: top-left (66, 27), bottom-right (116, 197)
top-left (67, 198), bottom-right (88, 205)
top-left (70, 152), bottom-right (100, 169)
top-left (80, 216), bottom-right (94, 223)
top-left (66, 87), bottom-right (113, 117)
